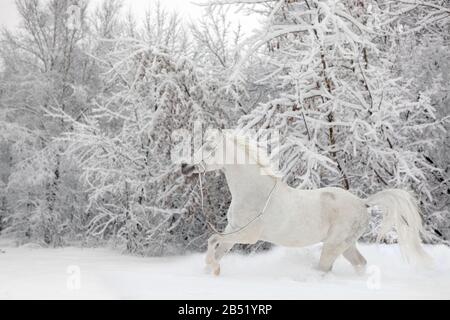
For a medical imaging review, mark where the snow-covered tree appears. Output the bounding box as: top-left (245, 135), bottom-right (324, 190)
top-left (0, 0), bottom-right (94, 245)
top-left (0, 0), bottom-right (448, 251)
top-left (207, 0), bottom-right (449, 242)
top-left (382, 0), bottom-right (450, 239)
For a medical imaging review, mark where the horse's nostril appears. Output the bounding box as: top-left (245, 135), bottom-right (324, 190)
top-left (181, 163), bottom-right (191, 175)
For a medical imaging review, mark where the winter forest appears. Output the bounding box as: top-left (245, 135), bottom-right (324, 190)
top-left (0, 0), bottom-right (449, 257)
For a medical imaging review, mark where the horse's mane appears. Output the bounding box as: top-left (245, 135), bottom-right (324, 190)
top-left (223, 132), bottom-right (282, 178)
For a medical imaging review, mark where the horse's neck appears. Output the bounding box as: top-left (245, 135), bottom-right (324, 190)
top-left (223, 164), bottom-right (278, 201)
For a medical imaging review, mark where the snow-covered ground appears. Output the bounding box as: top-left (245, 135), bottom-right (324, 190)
top-left (0, 241), bottom-right (449, 300)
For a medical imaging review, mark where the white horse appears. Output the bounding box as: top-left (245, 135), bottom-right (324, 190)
top-left (181, 131), bottom-right (430, 276)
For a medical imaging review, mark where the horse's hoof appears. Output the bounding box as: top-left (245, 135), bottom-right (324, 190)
top-left (354, 264), bottom-right (367, 276)
top-left (213, 265), bottom-right (221, 277)
top-left (204, 263), bottom-right (220, 276)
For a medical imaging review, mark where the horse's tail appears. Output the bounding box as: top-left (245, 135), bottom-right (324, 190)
top-left (366, 189), bottom-right (432, 265)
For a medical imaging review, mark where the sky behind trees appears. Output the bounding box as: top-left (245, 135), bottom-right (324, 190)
top-left (0, 0), bottom-right (258, 31)
top-left (0, 0), bottom-right (20, 28)
top-left (0, 0), bottom-right (201, 29)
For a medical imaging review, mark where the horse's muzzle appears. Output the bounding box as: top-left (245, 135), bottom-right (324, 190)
top-left (181, 163), bottom-right (197, 176)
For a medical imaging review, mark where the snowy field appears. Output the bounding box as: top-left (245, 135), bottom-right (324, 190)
top-left (0, 241), bottom-right (449, 300)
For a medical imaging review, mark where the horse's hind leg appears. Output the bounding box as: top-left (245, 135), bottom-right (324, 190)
top-left (343, 244), bottom-right (367, 275)
top-left (318, 222), bottom-right (360, 272)
top-left (319, 241), bottom-right (351, 273)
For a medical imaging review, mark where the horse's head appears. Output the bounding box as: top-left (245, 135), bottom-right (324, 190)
top-left (181, 130), bottom-right (226, 177)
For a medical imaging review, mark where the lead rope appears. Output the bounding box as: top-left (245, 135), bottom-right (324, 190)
top-left (198, 172), bottom-right (278, 237)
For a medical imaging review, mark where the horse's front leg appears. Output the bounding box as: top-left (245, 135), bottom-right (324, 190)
top-left (205, 222), bottom-right (262, 276)
top-left (205, 234), bottom-right (223, 276)
top-left (205, 223), bottom-right (234, 275)
top-left (205, 208), bottom-right (235, 274)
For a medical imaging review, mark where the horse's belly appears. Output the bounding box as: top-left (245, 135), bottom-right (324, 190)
top-left (260, 215), bottom-right (328, 248)
top-left (261, 229), bottom-right (325, 247)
